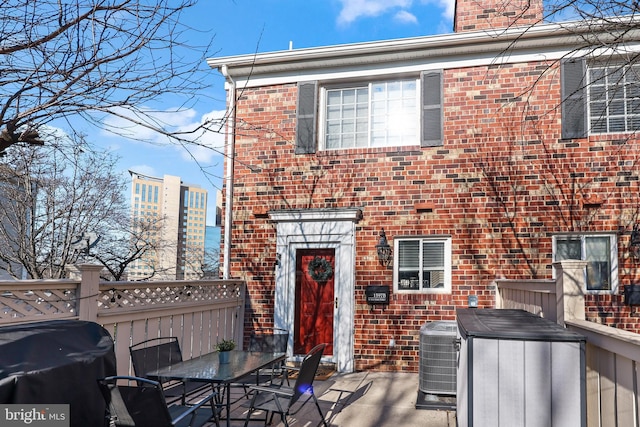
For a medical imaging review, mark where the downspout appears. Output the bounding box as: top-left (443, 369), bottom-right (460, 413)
top-left (221, 65), bottom-right (235, 280)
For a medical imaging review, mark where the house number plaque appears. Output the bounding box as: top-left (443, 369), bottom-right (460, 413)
top-left (365, 285), bottom-right (389, 305)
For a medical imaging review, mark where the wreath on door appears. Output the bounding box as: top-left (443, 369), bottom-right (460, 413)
top-left (308, 256), bottom-right (333, 283)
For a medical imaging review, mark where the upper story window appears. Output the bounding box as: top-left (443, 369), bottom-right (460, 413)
top-left (553, 234), bottom-right (618, 292)
top-left (295, 71), bottom-right (443, 154)
top-left (588, 63), bottom-right (640, 134)
top-left (393, 236), bottom-right (452, 294)
top-left (562, 58), bottom-right (640, 138)
top-left (321, 80), bottom-right (419, 150)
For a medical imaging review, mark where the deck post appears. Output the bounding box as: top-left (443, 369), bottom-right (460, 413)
top-left (553, 260), bottom-right (587, 326)
top-left (76, 263), bottom-right (104, 322)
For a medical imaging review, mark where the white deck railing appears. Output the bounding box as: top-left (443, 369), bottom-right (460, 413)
top-left (494, 278), bottom-right (556, 319)
top-left (496, 261), bottom-right (640, 427)
top-left (0, 264), bottom-right (246, 377)
top-left (3, 262), bottom-right (639, 425)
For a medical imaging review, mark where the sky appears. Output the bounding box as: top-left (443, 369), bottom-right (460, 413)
top-left (87, 0), bottom-right (456, 226)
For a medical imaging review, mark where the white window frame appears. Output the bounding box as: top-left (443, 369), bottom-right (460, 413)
top-left (318, 77), bottom-right (420, 150)
top-left (588, 62), bottom-right (640, 134)
top-left (393, 235), bottom-right (452, 294)
top-left (552, 233), bottom-right (618, 294)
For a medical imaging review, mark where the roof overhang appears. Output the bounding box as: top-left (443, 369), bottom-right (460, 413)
top-left (207, 17), bottom-right (640, 87)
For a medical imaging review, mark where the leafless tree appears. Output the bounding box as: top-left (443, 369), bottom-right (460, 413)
top-left (87, 212), bottom-right (171, 281)
top-left (0, 137), bottom-right (185, 280)
top-left (0, 0), bottom-right (216, 155)
top-left (0, 138), bottom-right (126, 278)
top-left (466, 0), bottom-right (640, 279)
top-left (195, 246), bottom-right (220, 279)
top-left (545, 0), bottom-right (639, 22)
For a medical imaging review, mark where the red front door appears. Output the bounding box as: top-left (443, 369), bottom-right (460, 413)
top-left (294, 249), bottom-right (334, 356)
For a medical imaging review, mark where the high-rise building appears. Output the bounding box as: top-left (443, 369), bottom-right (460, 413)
top-left (0, 165), bottom-right (28, 280)
top-left (128, 172), bottom-right (207, 280)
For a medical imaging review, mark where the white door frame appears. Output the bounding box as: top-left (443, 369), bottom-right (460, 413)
top-left (269, 208), bottom-right (360, 373)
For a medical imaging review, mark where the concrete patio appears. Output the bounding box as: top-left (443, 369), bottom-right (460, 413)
top-left (213, 371), bottom-right (456, 427)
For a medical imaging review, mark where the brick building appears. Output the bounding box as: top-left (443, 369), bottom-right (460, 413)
top-left (207, 0), bottom-right (640, 373)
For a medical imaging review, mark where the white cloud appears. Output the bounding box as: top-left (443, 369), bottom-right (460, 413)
top-left (394, 10), bottom-right (418, 24)
top-left (100, 106), bottom-right (227, 165)
top-left (337, 0), bottom-right (412, 25)
top-left (337, 0), bottom-right (454, 30)
top-left (127, 164), bottom-right (157, 177)
top-left (179, 109), bottom-right (227, 164)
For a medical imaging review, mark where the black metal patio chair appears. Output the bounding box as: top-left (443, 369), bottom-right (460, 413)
top-left (98, 375), bottom-right (219, 427)
top-left (129, 337), bottom-right (211, 405)
top-left (243, 343), bottom-right (328, 427)
top-left (247, 327), bottom-right (290, 385)
top-left (230, 327), bottom-right (291, 402)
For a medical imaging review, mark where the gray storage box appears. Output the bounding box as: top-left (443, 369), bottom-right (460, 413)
top-left (456, 308), bottom-right (586, 427)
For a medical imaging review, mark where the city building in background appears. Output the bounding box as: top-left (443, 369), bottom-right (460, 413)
top-left (200, 190), bottom-right (222, 279)
top-left (0, 166), bottom-right (28, 280)
top-left (128, 172), bottom-right (207, 280)
top-left (204, 225), bottom-right (221, 279)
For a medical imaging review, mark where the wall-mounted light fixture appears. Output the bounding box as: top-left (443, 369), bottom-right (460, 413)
top-left (376, 228), bottom-right (392, 266)
top-left (631, 225), bottom-right (640, 260)
top-left (274, 253), bottom-right (281, 269)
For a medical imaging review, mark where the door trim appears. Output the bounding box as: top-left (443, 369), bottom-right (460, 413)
top-left (270, 208), bottom-right (360, 373)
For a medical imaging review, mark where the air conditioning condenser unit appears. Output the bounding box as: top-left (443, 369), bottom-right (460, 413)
top-left (419, 320), bottom-right (457, 395)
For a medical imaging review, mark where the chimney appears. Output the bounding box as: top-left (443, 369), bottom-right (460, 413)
top-left (454, 0), bottom-right (544, 33)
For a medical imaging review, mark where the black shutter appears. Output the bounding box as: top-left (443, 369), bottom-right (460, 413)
top-left (295, 81), bottom-right (318, 154)
top-left (421, 70), bottom-right (443, 147)
top-left (561, 58), bottom-right (587, 139)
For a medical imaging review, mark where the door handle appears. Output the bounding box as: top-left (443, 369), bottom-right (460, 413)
top-left (335, 298), bottom-right (338, 309)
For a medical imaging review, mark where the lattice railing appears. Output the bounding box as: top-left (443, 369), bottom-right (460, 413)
top-left (0, 281), bottom-right (79, 325)
top-left (98, 281), bottom-right (243, 311)
top-left (0, 272), bottom-right (247, 377)
top-left (0, 278), bottom-right (244, 325)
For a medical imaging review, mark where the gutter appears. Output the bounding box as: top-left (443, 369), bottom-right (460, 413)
top-left (207, 18), bottom-right (640, 78)
top-left (220, 65), bottom-right (235, 280)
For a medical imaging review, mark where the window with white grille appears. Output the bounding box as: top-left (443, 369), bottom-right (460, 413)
top-left (394, 236), bottom-right (451, 294)
top-left (321, 79), bottom-right (419, 150)
top-left (589, 63), bottom-right (640, 134)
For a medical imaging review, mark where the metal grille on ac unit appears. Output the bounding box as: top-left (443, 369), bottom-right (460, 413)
top-left (419, 321), bottom-right (457, 395)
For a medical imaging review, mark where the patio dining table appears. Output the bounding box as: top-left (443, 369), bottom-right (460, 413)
top-left (147, 350), bottom-right (286, 427)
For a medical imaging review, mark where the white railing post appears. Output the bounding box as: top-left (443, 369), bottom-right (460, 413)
top-left (234, 283), bottom-right (246, 350)
top-left (76, 263), bottom-right (103, 322)
top-left (495, 279), bottom-right (504, 309)
top-left (553, 260), bottom-right (587, 326)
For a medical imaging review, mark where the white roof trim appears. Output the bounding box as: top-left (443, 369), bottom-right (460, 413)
top-left (269, 208), bottom-right (363, 223)
top-left (208, 17), bottom-right (640, 88)
top-left (208, 21), bottom-right (570, 68)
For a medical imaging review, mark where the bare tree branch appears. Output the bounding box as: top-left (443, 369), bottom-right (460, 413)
top-left (0, 0), bottom-right (218, 155)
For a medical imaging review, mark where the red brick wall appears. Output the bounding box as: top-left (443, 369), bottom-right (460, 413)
top-left (222, 60), bottom-right (640, 372)
top-left (454, 0), bottom-right (544, 32)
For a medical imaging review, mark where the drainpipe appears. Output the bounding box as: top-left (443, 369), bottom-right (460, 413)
top-left (221, 65), bottom-right (236, 280)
